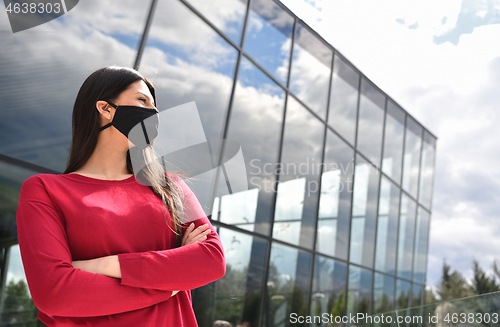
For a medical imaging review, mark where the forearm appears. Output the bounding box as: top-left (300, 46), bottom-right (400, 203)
top-left (73, 255), bottom-right (180, 296)
top-left (73, 255), bottom-right (121, 278)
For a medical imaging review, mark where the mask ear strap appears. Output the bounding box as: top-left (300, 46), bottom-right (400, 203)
top-left (105, 100), bottom-right (118, 109)
top-left (98, 100), bottom-right (117, 131)
top-left (99, 123), bottom-right (112, 131)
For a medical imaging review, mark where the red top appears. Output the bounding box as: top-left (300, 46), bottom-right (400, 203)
top-left (16, 172), bottom-right (225, 326)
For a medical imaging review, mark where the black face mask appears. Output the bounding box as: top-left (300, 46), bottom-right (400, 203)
top-left (99, 100), bottom-right (159, 149)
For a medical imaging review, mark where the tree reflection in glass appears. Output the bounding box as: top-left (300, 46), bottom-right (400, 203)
top-left (373, 273), bottom-right (394, 314)
top-left (310, 255), bottom-right (347, 327)
top-left (193, 227), bottom-right (267, 327)
top-left (265, 243), bottom-right (311, 327)
top-left (396, 279), bottom-right (410, 309)
top-left (347, 265), bottom-right (372, 316)
top-left (411, 283), bottom-right (423, 307)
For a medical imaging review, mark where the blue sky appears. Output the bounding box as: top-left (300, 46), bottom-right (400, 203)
top-left (280, 0), bottom-right (500, 290)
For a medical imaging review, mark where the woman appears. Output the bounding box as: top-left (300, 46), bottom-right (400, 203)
top-left (16, 66), bottom-right (226, 326)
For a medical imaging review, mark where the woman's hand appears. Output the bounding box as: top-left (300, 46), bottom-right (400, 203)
top-left (182, 223), bottom-right (211, 246)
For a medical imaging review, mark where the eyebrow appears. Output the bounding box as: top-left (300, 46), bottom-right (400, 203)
top-left (136, 92), bottom-right (155, 106)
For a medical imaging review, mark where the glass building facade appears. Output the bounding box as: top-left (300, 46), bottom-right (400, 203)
top-left (0, 0), bottom-right (436, 326)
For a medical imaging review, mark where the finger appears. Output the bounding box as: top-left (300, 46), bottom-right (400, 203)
top-left (182, 224), bottom-right (211, 246)
top-left (192, 223), bottom-right (210, 235)
top-left (189, 227), bottom-right (211, 241)
top-left (184, 232), bottom-right (208, 245)
top-left (189, 230), bottom-right (211, 244)
top-left (185, 223), bottom-right (195, 235)
top-left (182, 223), bottom-right (195, 244)
top-left (186, 224), bottom-right (209, 240)
top-left (186, 235), bottom-right (206, 245)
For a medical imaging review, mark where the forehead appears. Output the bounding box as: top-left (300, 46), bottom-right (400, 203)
top-left (125, 80), bottom-right (150, 94)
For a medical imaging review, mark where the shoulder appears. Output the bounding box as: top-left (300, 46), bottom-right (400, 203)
top-left (20, 173), bottom-right (67, 189)
top-left (165, 172), bottom-right (194, 197)
top-left (19, 174), bottom-right (64, 203)
top-left (165, 172), bottom-right (186, 187)
top-left (20, 173), bottom-right (53, 190)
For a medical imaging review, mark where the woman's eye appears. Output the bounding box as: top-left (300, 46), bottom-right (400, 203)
top-left (139, 98), bottom-right (147, 103)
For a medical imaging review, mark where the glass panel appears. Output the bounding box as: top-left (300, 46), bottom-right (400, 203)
top-left (0, 165), bottom-right (38, 324)
top-left (328, 56), bottom-right (360, 146)
top-left (397, 194), bottom-right (417, 280)
top-left (265, 243), bottom-right (311, 327)
top-left (418, 132), bottom-right (436, 209)
top-left (402, 117), bottom-right (423, 199)
top-left (289, 22), bottom-right (332, 120)
top-left (273, 96), bottom-right (324, 249)
top-left (140, 0), bottom-right (238, 210)
top-left (184, 0), bottom-right (248, 45)
top-left (311, 256), bottom-right (347, 326)
top-left (0, 0), bottom-right (150, 172)
top-left (373, 273), bottom-right (395, 314)
top-left (356, 79), bottom-right (386, 167)
top-left (375, 177), bottom-right (400, 275)
top-left (411, 284), bottom-right (423, 308)
top-left (141, 0), bottom-right (238, 142)
top-left (244, 0), bottom-right (294, 84)
top-left (193, 228), bottom-right (267, 327)
top-left (350, 154), bottom-right (380, 268)
top-left (381, 101), bottom-right (405, 185)
top-left (0, 244), bottom-right (38, 324)
top-left (317, 130), bottom-right (354, 260)
top-left (213, 56), bottom-right (285, 235)
top-left (0, 162), bottom-right (38, 247)
top-left (412, 207), bottom-right (431, 284)
top-left (396, 279), bottom-right (411, 310)
top-left (216, 188), bottom-right (259, 231)
top-left (347, 265), bottom-right (372, 316)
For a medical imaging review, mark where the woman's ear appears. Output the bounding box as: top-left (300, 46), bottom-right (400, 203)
top-left (96, 100), bottom-right (113, 120)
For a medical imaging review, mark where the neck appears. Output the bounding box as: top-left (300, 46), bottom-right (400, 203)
top-left (73, 131), bottom-right (132, 180)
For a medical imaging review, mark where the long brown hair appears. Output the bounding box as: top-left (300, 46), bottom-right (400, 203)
top-left (64, 66), bottom-right (185, 246)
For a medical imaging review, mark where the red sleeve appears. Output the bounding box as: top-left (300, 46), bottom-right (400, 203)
top-left (117, 173), bottom-right (226, 291)
top-left (16, 176), bottom-right (174, 317)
